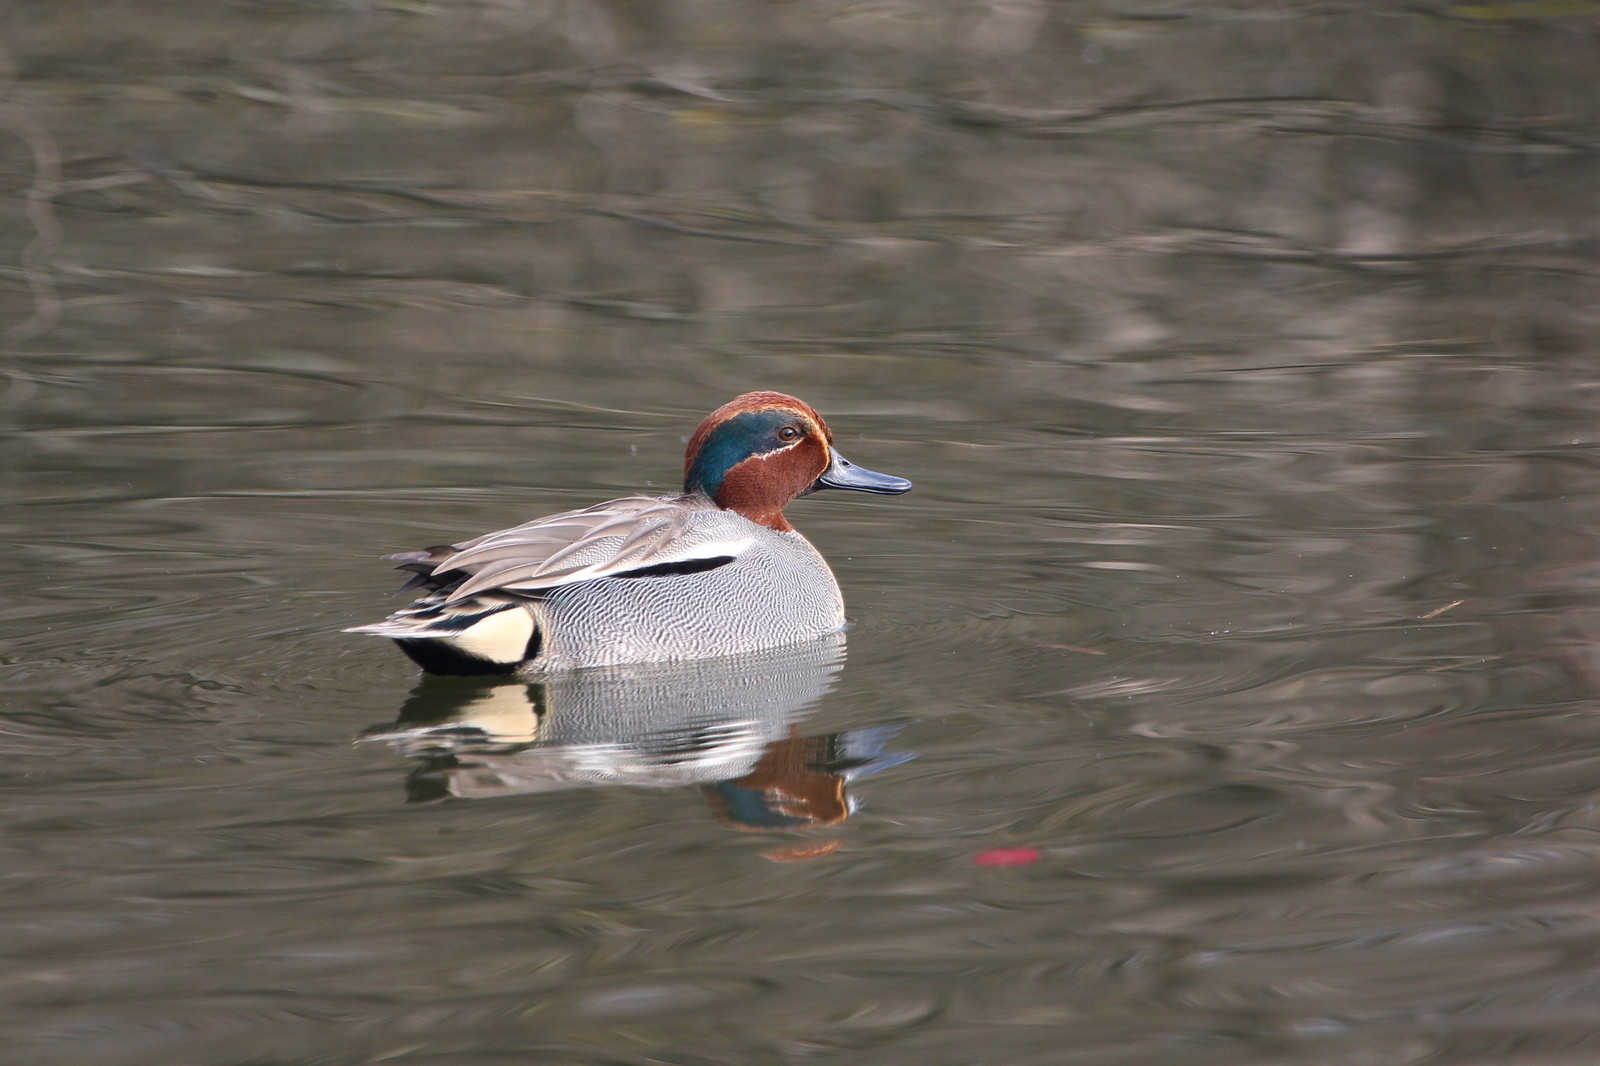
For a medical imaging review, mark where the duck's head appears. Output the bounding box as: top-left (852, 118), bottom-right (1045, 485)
top-left (683, 391), bottom-right (912, 530)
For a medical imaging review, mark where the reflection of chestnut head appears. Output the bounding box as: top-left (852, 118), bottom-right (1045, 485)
top-left (704, 723), bottom-right (914, 836)
top-left (703, 730), bottom-right (850, 831)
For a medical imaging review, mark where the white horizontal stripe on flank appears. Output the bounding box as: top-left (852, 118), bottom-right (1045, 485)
top-left (523, 536), bottom-right (757, 589)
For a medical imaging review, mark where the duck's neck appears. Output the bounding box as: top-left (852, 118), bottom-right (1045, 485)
top-left (722, 502), bottom-right (793, 532)
top-left (705, 454), bottom-right (802, 532)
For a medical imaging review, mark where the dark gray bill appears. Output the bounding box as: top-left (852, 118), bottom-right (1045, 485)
top-left (814, 447), bottom-right (913, 495)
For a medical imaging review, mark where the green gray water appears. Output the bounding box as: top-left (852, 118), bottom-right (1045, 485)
top-left (5, 3), bottom-right (1600, 1064)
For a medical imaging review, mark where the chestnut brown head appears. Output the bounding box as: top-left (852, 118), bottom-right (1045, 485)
top-left (683, 392), bottom-right (911, 530)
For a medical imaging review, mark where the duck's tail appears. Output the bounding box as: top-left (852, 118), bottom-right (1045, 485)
top-left (345, 595), bottom-right (541, 676)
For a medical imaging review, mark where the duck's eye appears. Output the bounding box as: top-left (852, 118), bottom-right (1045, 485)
top-left (778, 426), bottom-right (801, 442)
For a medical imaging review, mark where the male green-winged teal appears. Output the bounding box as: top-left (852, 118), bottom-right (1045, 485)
top-left (348, 392), bottom-right (912, 674)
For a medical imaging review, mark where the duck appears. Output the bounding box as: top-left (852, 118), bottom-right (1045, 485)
top-left (347, 391), bottom-right (911, 674)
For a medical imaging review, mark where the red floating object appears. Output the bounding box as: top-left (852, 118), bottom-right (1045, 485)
top-left (974, 846), bottom-right (1041, 866)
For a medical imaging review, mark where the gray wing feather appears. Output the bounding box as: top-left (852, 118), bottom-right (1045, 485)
top-left (414, 496), bottom-right (750, 603)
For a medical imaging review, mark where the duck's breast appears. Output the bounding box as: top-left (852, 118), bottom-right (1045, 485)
top-left (533, 514), bottom-right (844, 669)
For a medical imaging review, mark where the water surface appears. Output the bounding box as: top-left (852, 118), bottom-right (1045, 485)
top-left (5, 3), bottom-right (1600, 1064)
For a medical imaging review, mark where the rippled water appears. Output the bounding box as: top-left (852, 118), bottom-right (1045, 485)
top-left (7, 3), bottom-right (1600, 1065)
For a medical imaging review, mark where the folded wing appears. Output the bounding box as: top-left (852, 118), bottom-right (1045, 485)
top-left (385, 496), bottom-right (753, 603)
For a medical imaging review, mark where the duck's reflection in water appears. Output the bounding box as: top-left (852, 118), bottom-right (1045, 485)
top-left (361, 637), bottom-right (910, 858)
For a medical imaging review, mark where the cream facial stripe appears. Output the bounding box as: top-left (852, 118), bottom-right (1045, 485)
top-left (742, 439), bottom-right (803, 462)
